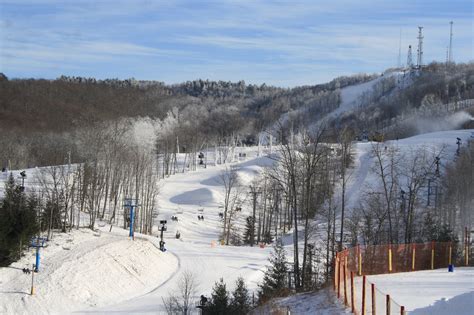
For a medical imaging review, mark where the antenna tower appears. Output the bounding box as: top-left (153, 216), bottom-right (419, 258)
top-left (446, 47), bottom-right (449, 66)
top-left (407, 45), bottom-right (413, 68)
top-left (398, 29), bottom-right (402, 68)
top-left (417, 26), bottom-right (424, 68)
top-left (448, 21), bottom-right (453, 63)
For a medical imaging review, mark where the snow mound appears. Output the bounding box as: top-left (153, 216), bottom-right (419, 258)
top-left (0, 229), bottom-right (178, 315)
top-left (411, 291), bottom-right (474, 315)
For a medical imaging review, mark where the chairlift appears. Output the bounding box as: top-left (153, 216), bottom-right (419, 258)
top-left (30, 237), bottom-right (47, 248)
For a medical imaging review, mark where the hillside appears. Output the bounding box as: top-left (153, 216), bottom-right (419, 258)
top-left (1, 129), bottom-right (472, 314)
top-left (3, 62), bottom-right (473, 170)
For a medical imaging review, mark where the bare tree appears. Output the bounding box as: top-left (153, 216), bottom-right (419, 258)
top-left (220, 166), bottom-right (243, 244)
top-left (162, 270), bottom-right (198, 315)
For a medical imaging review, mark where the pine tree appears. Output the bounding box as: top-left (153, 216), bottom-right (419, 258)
top-left (258, 240), bottom-right (288, 302)
top-left (243, 216), bottom-right (255, 245)
top-left (207, 278), bottom-right (230, 315)
top-left (230, 277), bottom-right (251, 315)
top-left (0, 174), bottom-right (39, 266)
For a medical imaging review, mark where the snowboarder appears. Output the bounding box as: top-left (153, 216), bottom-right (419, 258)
top-left (175, 230), bottom-right (181, 239)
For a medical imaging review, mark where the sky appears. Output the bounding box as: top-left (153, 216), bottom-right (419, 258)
top-left (0, 0), bottom-right (472, 87)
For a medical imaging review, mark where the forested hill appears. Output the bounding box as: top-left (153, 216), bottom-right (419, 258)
top-left (0, 62), bottom-right (473, 169)
top-left (0, 72), bottom-right (375, 133)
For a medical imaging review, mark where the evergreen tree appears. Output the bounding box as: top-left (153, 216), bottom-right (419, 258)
top-left (258, 240), bottom-right (288, 302)
top-left (206, 278), bottom-right (230, 315)
top-left (230, 277), bottom-right (251, 315)
top-left (243, 216), bottom-right (255, 245)
top-left (0, 174), bottom-right (39, 266)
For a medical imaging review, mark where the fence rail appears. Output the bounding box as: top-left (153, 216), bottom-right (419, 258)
top-left (334, 234), bottom-right (472, 315)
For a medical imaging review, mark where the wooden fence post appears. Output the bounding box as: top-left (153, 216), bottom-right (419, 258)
top-left (449, 241), bottom-right (452, 266)
top-left (334, 253), bottom-right (338, 291)
top-left (358, 244), bottom-right (362, 276)
top-left (371, 283), bottom-right (376, 315)
top-left (344, 258), bottom-right (348, 306)
top-left (386, 295), bottom-right (391, 315)
top-left (411, 243), bottom-right (416, 271)
top-left (361, 275), bottom-right (366, 315)
top-left (337, 254), bottom-right (341, 298)
top-left (431, 241), bottom-right (435, 270)
top-left (401, 305), bottom-right (405, 315)
top-left (351, 271), bottom-right (355, 313)
top-left (465, 227), bottom-right (470, 266)
top-left (388, 244), bottom-right (392, 273)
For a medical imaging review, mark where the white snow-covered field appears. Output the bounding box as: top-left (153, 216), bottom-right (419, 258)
top-left (1, 129), bottom-right (473, 314)
top-left (0, 148), bottom-right (279, 314)
top-left (367, 268), bottom-right (474, 314)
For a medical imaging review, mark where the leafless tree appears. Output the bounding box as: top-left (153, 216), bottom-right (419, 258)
top-left (162, 270), bottom-right (198, 315)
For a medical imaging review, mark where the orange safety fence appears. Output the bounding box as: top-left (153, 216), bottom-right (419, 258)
top-left (333, 239), bottom-right (471, 315)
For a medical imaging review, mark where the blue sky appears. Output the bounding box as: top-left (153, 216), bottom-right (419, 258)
top-left (0, 0), bottom-right (472, 87)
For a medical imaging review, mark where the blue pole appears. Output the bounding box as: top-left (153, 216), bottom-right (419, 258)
top-left (35, 247), bottom-right (40, 272)
top-left (129, 205), bottom-right (134, 239)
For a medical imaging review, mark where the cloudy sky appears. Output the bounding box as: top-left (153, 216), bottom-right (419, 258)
top-left (0, 0), bottom-right (472, 87)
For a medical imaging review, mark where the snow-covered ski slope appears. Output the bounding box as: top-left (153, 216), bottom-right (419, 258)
top-left (329, 71), bottom-right (404, 119)
top-left (341, 129), bottom-right (474, 211)
top-left (0, 148), bottom-right (278, 315)
top-left (1, 130), bottom-right (473, 314)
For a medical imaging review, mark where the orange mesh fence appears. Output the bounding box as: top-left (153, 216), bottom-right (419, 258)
top-left (333, 241), bottom-right (461, 315)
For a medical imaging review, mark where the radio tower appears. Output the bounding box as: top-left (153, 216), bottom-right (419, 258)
top-left (407, 45), bottom-right (413, 68)
top-left (397, 29), bottom-right (402, 68)
top-left (448, 21), bottom-right (453, 63)
top-left (417, 26), bottom-right (424, 68)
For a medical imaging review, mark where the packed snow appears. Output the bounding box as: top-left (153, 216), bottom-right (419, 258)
top-left (342, 129), bottom-right (474, 210)
top-left (367, 267), bottom-right (474, 314)
top-left (0, 229), bottom-right (177, 314)
top-left (1, 129), bottom-right (473, 314)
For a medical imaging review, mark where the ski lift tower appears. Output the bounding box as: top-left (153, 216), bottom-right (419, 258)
top-left (19, 170), bottom-right (26, 192)
top-left (124, 198), bottom-right (139, 240)
top-left (159, 220), bottom-right (167, 251)
top-left (30, 236), bottom-right (47, 272)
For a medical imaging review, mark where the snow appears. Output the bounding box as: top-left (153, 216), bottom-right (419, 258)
top-left (342, 129), bottom-right (474, 210)
top-left (0, 148), bottom-right (276, 314)
top-left (251, 289), bottom-right (350, 315)
top-left (329, 71), bottom-right (404, 119)
top-left (0, 229), bottom-right (178, 314)
top-left (1, 129), bottom-right (473, 314)
top-left (367, 268), bottom-right (474, 314)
